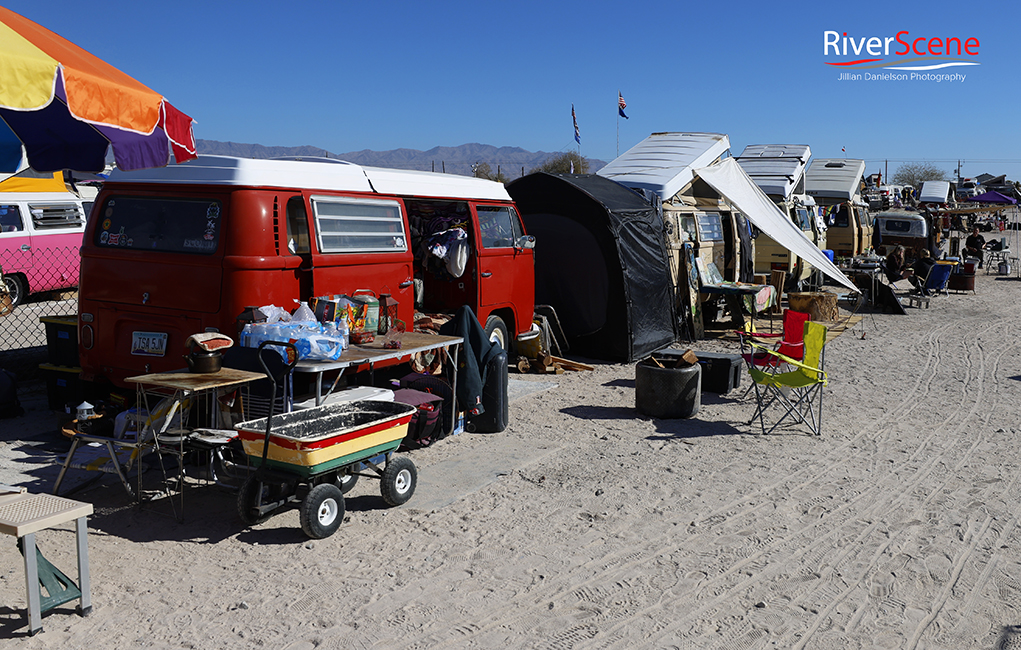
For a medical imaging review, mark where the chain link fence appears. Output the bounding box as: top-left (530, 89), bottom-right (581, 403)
top-left (0, 245), bottom-right (81, 381)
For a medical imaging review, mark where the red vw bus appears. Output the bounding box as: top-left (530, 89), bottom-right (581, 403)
top-left (78, 156), bottom-right (535, 387)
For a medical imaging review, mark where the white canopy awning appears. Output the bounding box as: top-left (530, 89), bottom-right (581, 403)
top-left (694, 158), bottom-right (857, 292)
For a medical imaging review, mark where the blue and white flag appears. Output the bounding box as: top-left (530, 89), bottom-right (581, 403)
top-left (572, 104), bottom-right (580, 144)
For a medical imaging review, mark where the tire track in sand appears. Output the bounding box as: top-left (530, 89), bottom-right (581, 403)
top-left (384, 313), bottom-right (1012, 649)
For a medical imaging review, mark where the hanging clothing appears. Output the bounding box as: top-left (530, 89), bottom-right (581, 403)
top-left (439, 305), bottom-right (500, 416)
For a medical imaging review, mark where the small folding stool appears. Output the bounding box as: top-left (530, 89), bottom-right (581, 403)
top-left (0, 487), bottom-right (93, 635)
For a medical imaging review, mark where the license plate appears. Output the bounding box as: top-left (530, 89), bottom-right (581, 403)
top-left (131, 331), bottom-right (167, 357)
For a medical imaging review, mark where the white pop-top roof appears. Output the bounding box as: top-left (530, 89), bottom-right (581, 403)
top-left (805, 158), bottom-right (867, 201)
top-left (919, 180), bottom-right (952, 204)
top-left (105, 155), bottom-right (512, 201)
top-left (734, 144), bottom-right (812, 199)
top-left (0, 191), bottom-right (84, 204)
top-left (596, 132), bottom-right (730, 201)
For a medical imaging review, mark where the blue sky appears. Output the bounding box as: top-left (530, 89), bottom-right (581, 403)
top-left (9, 1), bottom-right (1021, 181)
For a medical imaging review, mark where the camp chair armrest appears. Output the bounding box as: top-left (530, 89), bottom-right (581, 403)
top-left (747, 341), bottom-right (826, 379)
top-left (736, 331), bottom-right (782, 341)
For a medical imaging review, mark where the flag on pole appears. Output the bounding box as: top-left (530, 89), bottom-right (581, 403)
top-left (618, 91), bottom-right (628, 119)
top-left (572, 104), bottom-right (580, 144)
top-left (841, 146), bottom-right (846, 152)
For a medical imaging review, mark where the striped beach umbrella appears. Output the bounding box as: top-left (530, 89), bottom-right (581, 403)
top-left (0, 7), bottom-right (196, 173)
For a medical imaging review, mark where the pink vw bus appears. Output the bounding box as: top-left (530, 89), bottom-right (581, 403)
top-left (0, 190), bottom-right (88, 307)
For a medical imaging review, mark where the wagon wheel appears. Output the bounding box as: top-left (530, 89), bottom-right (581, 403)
top-left (300, 483), bottom-right (345, 539)
top-left (336, 472), bottom-right (359, 494)
top-left (380, 456), bottom-right (417, 507)
top-left (236, 475), bottom-right (288, 526)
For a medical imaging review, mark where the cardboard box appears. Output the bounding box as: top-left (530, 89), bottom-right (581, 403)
top-left (310, 296), bottom-right (341, 322)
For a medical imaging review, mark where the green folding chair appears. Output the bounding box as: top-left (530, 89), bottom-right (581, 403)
top-left (747, 321), bottom-right (828, 436)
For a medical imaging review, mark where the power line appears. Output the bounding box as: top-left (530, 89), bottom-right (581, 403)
top-left (863, 158), bottom-right (1021, 164)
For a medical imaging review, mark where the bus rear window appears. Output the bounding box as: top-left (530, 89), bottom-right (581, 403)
top-left (884, 220), bottom-right (912, 233)
top-left (95, 196), bottom-right (222, 254)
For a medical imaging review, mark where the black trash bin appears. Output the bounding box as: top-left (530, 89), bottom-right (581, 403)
top-left (635, 360), bottom-right (701, 419)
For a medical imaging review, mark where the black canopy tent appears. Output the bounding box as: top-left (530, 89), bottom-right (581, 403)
top-left (506, 172), bottom-right (676, 362)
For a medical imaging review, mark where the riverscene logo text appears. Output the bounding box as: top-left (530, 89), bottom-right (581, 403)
top-left (822, 30), bottom-right (980, 83)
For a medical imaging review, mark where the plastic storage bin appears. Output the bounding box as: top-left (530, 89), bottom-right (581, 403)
top-left (694, 351), bottom-right (743, 394)
top-left (292, 386), bottom-right (394, 410)
top-left (39, 363), bottom-right (84, 411)
top-left (40, 315), bottom-right (78, 367)
top-left (652, 348), bottom-right (742, 394)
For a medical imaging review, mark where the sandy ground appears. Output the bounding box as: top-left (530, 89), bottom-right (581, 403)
top-left (2, 270), bottom-right (1021, 649)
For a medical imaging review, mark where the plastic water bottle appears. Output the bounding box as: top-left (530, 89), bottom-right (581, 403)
top-left (337, 319), bottom-right (349, 350)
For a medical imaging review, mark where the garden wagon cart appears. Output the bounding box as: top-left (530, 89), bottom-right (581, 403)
top-left (234, 342), bottom-right (419, 538)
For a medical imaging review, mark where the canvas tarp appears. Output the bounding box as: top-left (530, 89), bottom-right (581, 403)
top-left (0, 168), bottom-right (64, 192)
top-left (694, 158), bottom-right (857, 292)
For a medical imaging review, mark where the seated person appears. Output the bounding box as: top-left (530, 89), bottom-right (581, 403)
top-left (909, 249), bottom-right (935, 294)
top-left (965, 226), bottom-right (986, 268)
top-left (884, 245), bottom-right (913, 283)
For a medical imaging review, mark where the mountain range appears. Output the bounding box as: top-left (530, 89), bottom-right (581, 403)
top-left (195, 140), bottom-right (606, 179)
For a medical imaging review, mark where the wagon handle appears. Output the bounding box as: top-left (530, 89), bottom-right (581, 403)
top-left (256, 340), bottom-right (298, 467)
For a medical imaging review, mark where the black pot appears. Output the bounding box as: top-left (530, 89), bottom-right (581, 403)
top-left (635, 360), bottom-right (701, 419)
top-left (185, 349), bottom-right (223, 373)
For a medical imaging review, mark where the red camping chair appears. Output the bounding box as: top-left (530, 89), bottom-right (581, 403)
top-left (738, 309), bottom-right (810, 371)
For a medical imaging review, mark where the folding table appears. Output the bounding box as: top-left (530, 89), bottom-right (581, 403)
top-left (0, 487), bottom-right (92, 635)
top-left (293, 332), bottom-right (463, 435)
top-left (124, 367), bottom-right (265, 520)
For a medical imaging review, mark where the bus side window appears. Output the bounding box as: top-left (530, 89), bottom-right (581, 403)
top-left (0, 204), bottom-right (24, 232)
top-left (286, 196), bottom-right (310, 255)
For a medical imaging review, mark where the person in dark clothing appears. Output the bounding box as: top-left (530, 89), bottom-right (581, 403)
top-left (909, 249), bottom-right (935, 295)
top-left (965, 226), bottom-right (986, 268)
top-left (885, 245), bottom-right (913, 283)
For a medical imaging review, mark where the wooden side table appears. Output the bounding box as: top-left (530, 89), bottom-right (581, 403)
top-left (0, 488), bottom-right (93, 635)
